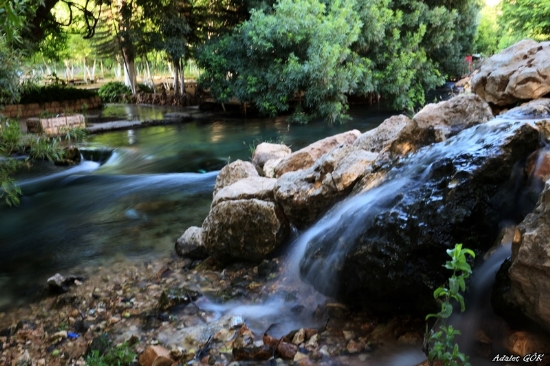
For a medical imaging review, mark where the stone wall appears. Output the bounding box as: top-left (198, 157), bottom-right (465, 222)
top-left (1, 96), bottom-right (102, 118)
top-left (26, 114), bottom-right (86, 136)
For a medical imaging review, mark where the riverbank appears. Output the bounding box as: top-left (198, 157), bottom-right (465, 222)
top-left (0, 254), bottom-right (427, 366)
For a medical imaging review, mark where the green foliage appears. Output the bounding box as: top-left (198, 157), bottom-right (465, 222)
top-left (58, 126), bottom-right (88, 142)
top-left (98, 82), bottom-right (132, 103)
top-left (199, 0), bottom-right (370, 124)
top-left (18, 84), bottom-right (97, 104)
top-left (500, 0), bottom-right (550, 41)
top-left (137, 83), bottom-right (154, 93)
top-left (424, 243), bottom-right (475, 366)
top-left (0, 41), bottom-right (23, 105)
top-left (0, 118), bottom-right (23, 155)
top-left (26, 135), bottom-right (65, 162)
top-left (0, 158), bottom-right (23, 206)
top-left (85, 342), bottom-right (136, 366)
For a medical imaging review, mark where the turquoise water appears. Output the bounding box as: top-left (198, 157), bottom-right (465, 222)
top-left (0, 105), bottom-right (392, 309)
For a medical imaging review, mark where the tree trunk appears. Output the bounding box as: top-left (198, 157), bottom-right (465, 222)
top-left (122, 49), bottom-right (137, 94)
top-left (146, 59), bottom-right (155, 94)
top-left (173, 60), bottom-right (180, 95)
top-left (179, 59), bottom-right (185, 95)
top-left (83, 58), bottom-right (87, 83)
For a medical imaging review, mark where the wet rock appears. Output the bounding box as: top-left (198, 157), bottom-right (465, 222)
top-left (157, 288), bottom-right (201, 311)
top-left (175, 227), bottom-right (208, 260)
top-left (213, 160), bottom-right (259, 197)
top-left (499, 98), bottom-right (550, 119)
top-left (276, 341), bottom-right (298, 360)
top-left (202, 199), bottom-right (289, 265)
top-left (233, 345), bottom-right (273, 361)
top-left (47, 273), bottom-right (84, 293)
top-left (472, 39), bottom-right (550, 106)
top-left (212, 177), bottom-right (277, 206)
top-left (274, 130), bottom-right (361, 177)
top-left (412, 94), bottom-right (493, 142)
top-left (300, 120), bottom-right (540, 315)
top-left (292, 329), bottom-right (305, 345)
top-left (507, 331), bottom-right (550, 356)
top-left (257, 259), bottom-right (279, 279)
top-left (504, 181), bottom-right (550, 332)
top-left (346, 340), bottom-right (362, 353)
top-left (274, 145), bottom-right (377, 227)
top-left (139, 345), bottom-right (175, 366)
top-left (252, 143), bottom-right (291, 169)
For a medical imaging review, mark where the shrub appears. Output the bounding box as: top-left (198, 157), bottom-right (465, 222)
top-left (98, 82), bottom-right (132, 103)
top-left (18, 83), bottom-right (97, 104)
top-left (86, 342), bottom-right (136, 366)
top-left (137, 82), bottom-right (154, 93)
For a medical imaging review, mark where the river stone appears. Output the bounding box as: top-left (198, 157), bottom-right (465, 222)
top-left (499, 98), bottom-right (550, 120)
top-left (353, 115), bottom-right (411, 153)
top-left (274, 145), bottom-right (378, 228)
top-left (252, 143), bottom-right (291, 169)
top-left (274, 130), bottom-right (361, 177)
top-left (202, 199), bottom-right (289, 264)
top-left (472, 39), bottom-right (550, 106)
top-left (212, 176), bottom-right (277, 207)
top-left (299, 120), bottom-right (540, 315)
top-left (412, 94), bottom-right (494, 142)
top-left (175, 226), bottom-right (208, 260)
top-left (504, 181), bottom-right (550, 331)
top-left (213, 160), bottom-right (259, 197)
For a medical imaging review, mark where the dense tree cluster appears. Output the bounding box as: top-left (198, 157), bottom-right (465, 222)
top-left (198, 0), bottom-right (480, 122)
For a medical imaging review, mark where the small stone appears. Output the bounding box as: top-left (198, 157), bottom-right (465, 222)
top-left (342, 330), bottom-right (355, 341)
top-left (16, 350), bottom-right (31, 366)
top-left (292, 329), bottom-right (305, 345)
top-left (346, 340), bottom-right (362, 353)
top-left (138, 345), bottom-right (174, 366)
top-left (37, 359), bottom-right (46, 366)
top-left (293, 352), bottom-right (308, 361)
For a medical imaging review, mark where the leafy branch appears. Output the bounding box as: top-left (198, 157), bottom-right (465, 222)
top-left (424, 243), bottom-right (475, 366)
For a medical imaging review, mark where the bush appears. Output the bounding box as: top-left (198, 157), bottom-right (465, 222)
top-left (98, 82), bottom-right (132, 103)
top-left (137, 82), bottom-right (154, 93)
top-left (18, 83), bottom-right (97, 104)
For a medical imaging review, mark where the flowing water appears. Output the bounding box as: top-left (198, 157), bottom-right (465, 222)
top-left (0, 104), bottom-right (391, 310)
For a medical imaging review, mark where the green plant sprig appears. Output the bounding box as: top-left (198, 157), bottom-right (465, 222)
top-left (424, 243), bottom-right (475, 366)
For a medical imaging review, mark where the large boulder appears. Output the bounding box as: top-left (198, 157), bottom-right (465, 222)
top-left (412, 94), bottom-right (494, 141)
top-left (213, 160), bottom-right (259, 196)
top-left (505, 181), bottom-right (550, 331)
top-left (472, 39), bottom-right (550, 106)
top-left (274, 130), bottom-right (361, 177)
top-left (353, 115), bottom-right (411, 152)
top-left (202, 199), bottom-right (289, 264)
top-left (252, 143), bottom-right (291, 169)
top-left (299, 120), bottom-right (540, 315)
top-left (274, 145), bottom-right (378, 228)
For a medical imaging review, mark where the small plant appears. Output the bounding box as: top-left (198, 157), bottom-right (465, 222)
top-left (27, 135), bottom-right (65, 162)
top-left (38, 110), bottom-right (56, 118)
top-left (424, 243), bottom-right (475, 366)
top-left (0, 159), bottom-right (23, 206)
top-left (85, 342), bottom-right (136, 366)
top-left (58, 126), bottom-right (88, 142)
top-left (0, 118), bottom-right (22, 155)
top-left (98, 81), bottom-right (132, 103)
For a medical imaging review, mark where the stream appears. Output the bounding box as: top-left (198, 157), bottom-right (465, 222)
top-left (0, 104), bottom-right (392, 311)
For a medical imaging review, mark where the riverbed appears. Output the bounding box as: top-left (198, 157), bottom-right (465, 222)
top-left (0, 104), bottom-right (393, 311)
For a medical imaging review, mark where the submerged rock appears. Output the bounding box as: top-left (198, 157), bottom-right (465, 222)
top-left (299, 120), bottom-right (540, 315)
top-left (472, 39), bottom-right (550, 106)
top-left (274, 130), bottom-right (361, 177)
top-left (202, 199), bottom-right (289, 264)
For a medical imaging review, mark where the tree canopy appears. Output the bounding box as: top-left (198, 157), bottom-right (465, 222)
top-left (198, 0), bottom-right (479, 122)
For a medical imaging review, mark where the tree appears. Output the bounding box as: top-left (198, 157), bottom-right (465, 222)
top-left (198, 0), bottom-right (372, 123)
top-left (500, 0), bottom-right (550, 41)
